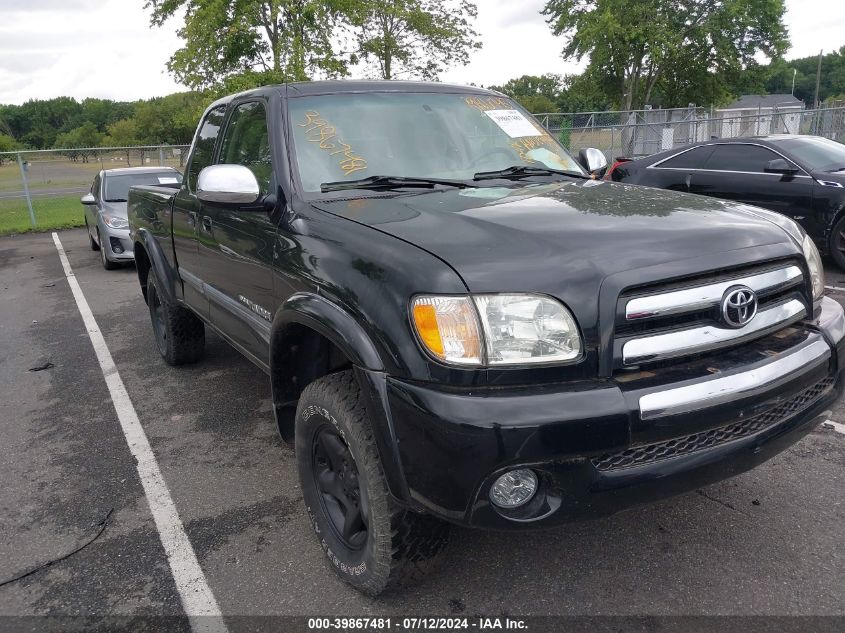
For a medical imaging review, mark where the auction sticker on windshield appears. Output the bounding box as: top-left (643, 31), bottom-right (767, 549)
top-left (483, 109), bottom-right (541, 138)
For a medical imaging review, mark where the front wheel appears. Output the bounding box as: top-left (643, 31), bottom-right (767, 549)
top-left (295, 370), bottom-right (449, 596)
top-left (146, 268), bottom-right (205, 365)
top-left (829, 214), bottom-right (845, 272)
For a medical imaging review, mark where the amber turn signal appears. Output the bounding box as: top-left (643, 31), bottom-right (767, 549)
top-left (411, 296), bottom-right (482, 365)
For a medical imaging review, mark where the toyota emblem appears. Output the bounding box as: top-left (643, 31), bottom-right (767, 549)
top-left (720, 285), bottom-right (758, 328)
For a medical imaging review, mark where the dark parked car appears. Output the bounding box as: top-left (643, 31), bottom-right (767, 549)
top-left (81, 167), bottom-right (182, 269)
top-left (606, 135), bottom-right (845, 268)
top-left (128, 82), bottom-right (844, 595)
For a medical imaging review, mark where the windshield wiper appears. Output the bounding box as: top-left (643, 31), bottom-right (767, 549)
top-left (104, 198), bottom-right (128, 202)
top-left (473, 165), bottom-right (589, 181)
top-left (320, 175), bottom-right (473, 193)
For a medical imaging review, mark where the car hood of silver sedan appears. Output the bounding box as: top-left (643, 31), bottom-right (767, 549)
top-left (100, 201), bottom-right (129, 217)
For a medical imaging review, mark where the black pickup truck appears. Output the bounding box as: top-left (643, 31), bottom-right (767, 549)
top-left (128, 81), bottom-right (845, 596)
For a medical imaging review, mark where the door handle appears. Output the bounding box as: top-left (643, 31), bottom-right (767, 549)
top-left (187, 211), bottom-right (197, 228)
top-left (201, 216), bottom-right (213, 233)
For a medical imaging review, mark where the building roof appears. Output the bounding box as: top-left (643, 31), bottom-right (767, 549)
top-left (717, 94), bottom-right (804, 111)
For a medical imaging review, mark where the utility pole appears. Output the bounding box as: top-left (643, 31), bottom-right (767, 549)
top-left (814, 49), bottom-right (823, 108)
top-left (791, 68), bottom-right (797, 96)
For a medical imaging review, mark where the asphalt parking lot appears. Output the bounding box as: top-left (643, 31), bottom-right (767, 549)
top-left (0, 228), bottom-right (843, 629)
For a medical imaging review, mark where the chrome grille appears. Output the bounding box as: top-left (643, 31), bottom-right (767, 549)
top-left (615, 263), bottom-right (807, 368)
top-left (592, 376), bottom-right (834, 472)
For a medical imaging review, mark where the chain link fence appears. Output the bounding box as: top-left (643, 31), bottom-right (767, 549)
top-left (538, 105), bottom-right (845, 162)
top-left (0, 145), bottom-right (189, 234)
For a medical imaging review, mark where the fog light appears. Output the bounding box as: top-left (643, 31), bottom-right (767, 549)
top-left (109, 237), bottom-right (124, 254)
top-left (489, 469), bottom-right (538, 508)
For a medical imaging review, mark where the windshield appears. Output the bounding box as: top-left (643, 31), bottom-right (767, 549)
top-left (287, 92), bottom-right (585, 193)
top-left (770, 137), bottom-right (845, 172)
top-left (104, 171), bottom-right (183, 201)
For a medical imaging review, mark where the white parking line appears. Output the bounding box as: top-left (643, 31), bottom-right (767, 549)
top-left (823, 419), bottom-right (845, 435)
top-left (51, 233), bottom-right (228, 633)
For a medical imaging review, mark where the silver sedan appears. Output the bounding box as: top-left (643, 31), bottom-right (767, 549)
top-left (81, 167), bottom-right (182, 269)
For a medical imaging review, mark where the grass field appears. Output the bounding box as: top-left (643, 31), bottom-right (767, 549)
top-left (0, 151), bottom-right (186, 236)
top-left (0, 195), bottom-right (85, 236)
top-left (0, 154), bottom-right (186, 192)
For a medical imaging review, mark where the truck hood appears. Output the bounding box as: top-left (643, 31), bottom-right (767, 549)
top-left (313, 180), bottom-right (797, 297)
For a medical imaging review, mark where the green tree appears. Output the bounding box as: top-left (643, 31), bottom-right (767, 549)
top-left (54, 122), bottom-right (103, 149)
top-left (348, 0), bottom-right (480, 80)
top-left (0, 133), bottom-right (16, 165)
top-left (1, 97), bottom-right (83, 148)
top-left (556, 71), bottom-right (614, 112)
top-left (543, 0), bottom-right (789, 110)
top-left (489, 74), bottom-right (564, 112)
top-left (133, 92), bottom-right (209, 144)
top-left (489, 72), bottom-right (612, 113)
top-left (104, 118), bottom-right (141, 147)
top-left (65, 98), bottom-right (136, 133)
top-left (0, 133), bottom-right (14, 152)
top-left (104, 118), bottom-right (142, 165)
top-left (146, 0), bottom-right (348, 89)
top-left (762, 46), bottom-right (845, 106)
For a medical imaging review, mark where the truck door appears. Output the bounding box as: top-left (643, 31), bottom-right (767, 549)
top-left (196, 99), bottom-right (277, 365)
top-left (171, 104), bottom-right (227, 317)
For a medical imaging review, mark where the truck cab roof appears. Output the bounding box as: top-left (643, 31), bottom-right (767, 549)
top-left (204, 80), bottom-right (504, 112)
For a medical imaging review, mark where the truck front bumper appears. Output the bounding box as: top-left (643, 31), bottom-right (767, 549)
top-left (382, 297), bottom-right (845, 529)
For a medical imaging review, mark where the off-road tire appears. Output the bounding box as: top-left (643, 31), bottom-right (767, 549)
top-left (146, 267), bottom-right (205, 365)
top-left (295, 370), bottom-right (449, 596)
top-left (829, 214), bottom-right (845, 272)
top-left (98, 230), bottom-right (119, 270)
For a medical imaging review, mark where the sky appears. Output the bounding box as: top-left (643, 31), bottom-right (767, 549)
top-left (0, 0), bottom-right (844, 105)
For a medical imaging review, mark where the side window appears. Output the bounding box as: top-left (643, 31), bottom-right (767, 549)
top-left (656, 145), bottom-right (715, 169)
top-left (218, 101), bottom-right (274, 196)
top-left (187, 105), bottom-right (227, 192)
top-left (91, 174), bottom-right (101, 199)
top-left (704, 144), bottom-right (782, 173)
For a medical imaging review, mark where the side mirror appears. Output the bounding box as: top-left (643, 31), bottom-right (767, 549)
top-left (81, 193), bottom-right (96, 205)
top-left (197, 164), bottom-right (261, 206)
top-left (764, 158), bottom-right (799, 175)
top-left (578, 148), bottom-right (608, 178)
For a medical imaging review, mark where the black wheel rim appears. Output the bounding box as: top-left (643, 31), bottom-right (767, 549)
top-left (312, 426), bottom-right (368, 550)
top-left (150, 290), bottom-right (167, 355)
top-left (838, 229), bottom-right (845, 257)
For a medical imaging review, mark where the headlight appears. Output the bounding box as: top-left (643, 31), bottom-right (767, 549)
top-left (102, 214), bottom-right (129, 229)
top-left (474, 295), bottom-right (582, 364)
top-left (412, 294), bottom-right (582, 366)
top-left (802, 234), bottom-right (825, 301)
